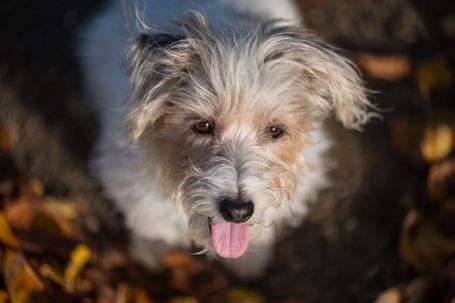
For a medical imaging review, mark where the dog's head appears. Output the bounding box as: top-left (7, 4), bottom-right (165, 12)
top-left (125, 12), bottom-right (375, 258)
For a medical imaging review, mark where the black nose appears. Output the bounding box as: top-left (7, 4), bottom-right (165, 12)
top-left (219, 198), bottom-right (254, 223)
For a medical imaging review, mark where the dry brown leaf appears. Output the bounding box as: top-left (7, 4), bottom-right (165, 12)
top-left (98, 247), bottom-right (128, 270)
top-left (115, 284), bottom-right (154, 303)
top-left (390, 118), bottom-right (425, 163)
top-left (2, 249), bottom-right (45, 303)
top-left (134, 288), bottom-right (154, 303)
top-left (0, 124), bottom-right (11, 151)
top-left (0, 213), bottom-right (20, 248)
top-left (0, 180), bottom-right (15, 201)
top-left (355, 53), bottom-right (411, 80)
top-left (161, 250), bottom-right (197, 270)
top-left (115, 283), bottom-right (129, 303)
top-left (421, 125), bottom-right (453, 163)
top-left (374, 288), bottom-right (401, 303)
top-left (23, 179), bottom-right (44, 197)
top-left (428, 158), bottom-right (455, 200)
top-left (402, 278), bottom-right (430, 303)
top-left (416, 57), bottom-right (454, 99)
top-left (5, 194), bottom-right (79, 256)
top-left (0, 290), bottom-right (8, 303)
top-left (162, 251), bottom-right (199, 291)
top-left (401, 218), bottom-right (455, 277)
top-left (5, 194), bottom-right (45, 232)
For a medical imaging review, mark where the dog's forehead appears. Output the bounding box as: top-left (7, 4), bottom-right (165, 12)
top-left (182, 83), bottom-right (300, 121)
top-left (183, 65), bottom-right (304, 121)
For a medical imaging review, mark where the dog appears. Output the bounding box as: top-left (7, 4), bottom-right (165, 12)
top-left (79, 0), bottom-right (375, 277)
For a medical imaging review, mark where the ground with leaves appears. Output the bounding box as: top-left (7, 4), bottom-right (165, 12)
top-left (0, 0), bottom-right (455, 302)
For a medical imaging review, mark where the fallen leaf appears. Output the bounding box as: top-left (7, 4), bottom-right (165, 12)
top-left (6, 194), bottom-right (45, 232)
top-left (355, 53), bottom-right (411, 80)
top-left (6, 194), bottom-right (79, 256)
top-left (441, 14), bottom-right (455, 37)
top-left (400, 217), bottom-right (455, 277)
top-left (226, 288), bottom-right (264, 303)
top-left (161, 250), bottom-right (197, 270)
top-left (39, 264), bottom-right (65, 287)
top-left (0, 213), bottom-right (20, 248)
top-left (428, 158), bottom-right (455, 200)
top-left (0, 179), bottom-right (15, 201)
top-left (420, 124), bottom-right (453, 162)
top-left (134, 288), bottom-right (154, 303)
top-left (446, 257), bottom-right (455, 285)
top-left (64, 244), bottom-right (91, 291)
top-left (2, 249), bottom-right (45, 303)
top-left (115, 283), bottom-right (129, 303)
top-left (162, 251), bottom-right (199, 292)
top-left (374, 287), bottom-right (401, 303)
top-left (402, 278), bottom-right (430, 303)
top-left (390, 118), bottom-right (425, 164)
top-left (44, 198), bottom-right (78, 221)
top-left (23, 179), bottom-right (44, 197)
top-left (168, 297), bottom-right (199, 303)
top-left (98, 247), bottom-right (128, 270)
top-left (0, 124), bottom-right (11, 151)
top-left (114, 284), bottom-right (154, 303)
top-left (416, 57), bottom-right (454, 99)
top-left (0, 290), bottom-right (8, 303)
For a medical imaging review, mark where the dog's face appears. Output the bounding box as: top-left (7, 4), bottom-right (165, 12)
top-left (125, 13), bottom-right (374, 258)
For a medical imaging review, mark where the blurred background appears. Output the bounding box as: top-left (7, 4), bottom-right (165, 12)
top-left (0, 0), bottom-right (454, 302)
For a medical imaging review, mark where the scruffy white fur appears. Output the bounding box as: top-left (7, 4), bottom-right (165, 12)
top-left (80, 0), bottom-right (374, 277)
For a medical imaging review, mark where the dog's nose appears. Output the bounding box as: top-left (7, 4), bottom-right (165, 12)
top-left (219, 198), bottom-right (254, 223)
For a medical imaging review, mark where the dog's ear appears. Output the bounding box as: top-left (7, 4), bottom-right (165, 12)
top-left (264, 27), bottom-right (378, 130)
top-left (125, 31), bottom-right (200, 142)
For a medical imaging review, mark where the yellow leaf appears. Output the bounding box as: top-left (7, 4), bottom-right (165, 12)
top-left (226, 288), bottom-right (265, 303)
top-left (64, 244), bottom-right (91, 290)
top-left (420, 124), bottom-right (453, 162)
top-left (3, 249), bottom-right (45, 303)
top-left (168, 296), bottom-right (199, 303)
top-left (0, 213), bottom-right (19, 248)
top-left (44, 198), bottom-right (78, 221)
top-left (115, 284), bottom-right (154, 303)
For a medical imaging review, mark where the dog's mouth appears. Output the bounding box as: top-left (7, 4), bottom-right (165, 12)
top-left (208, 218), bottom-right (249, 259)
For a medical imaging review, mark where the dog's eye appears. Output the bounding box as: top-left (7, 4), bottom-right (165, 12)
top-left (192, 119), bottom-right (213, 134)
top-left (268, 125), bottom-right (285, 139)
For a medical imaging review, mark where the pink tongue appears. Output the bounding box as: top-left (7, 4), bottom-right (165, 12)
top-left (210, 222), bottom-right (249, 258)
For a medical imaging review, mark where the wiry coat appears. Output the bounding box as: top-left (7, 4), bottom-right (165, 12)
top-left (80, 0), bottom-right (375, 276)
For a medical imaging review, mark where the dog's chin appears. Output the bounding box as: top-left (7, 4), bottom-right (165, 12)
top-left (208, 218), bottom-right (250, 259)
